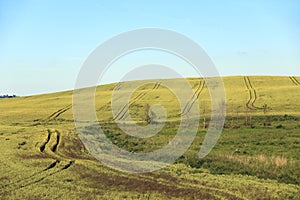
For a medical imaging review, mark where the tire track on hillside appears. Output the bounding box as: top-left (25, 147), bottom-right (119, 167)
top-left (96, 82), bottom-right (124, 112)
top-left (244, 76), bottom-right (253, 110)
top-left (40, 129), bottom-right (52, 152)
top-left (114, 81), bottom-right (161, 121)
top-left (244, 76), bottom-right (264, 110)
top-left (1, 129), bottom-right (74, 191)
top-left (15, 129), bottom-right (74, 189)
top-left (153, 81), bottom-right (161, 89)
top-left (114, 82), bottom-right (122, 90)
top-left (181, 80), bottom-right (205, 116)
top-left (289, 76), bottom-right (300, 86)
top-left (39, 130), bottom-right (61, 154)
top-left (121, 82), bottom-right (161, 120)
top-left (45, 104), bottom-right (72, 122)
top-left (294, 77), bottom-right (300, 85)
top-left (38, 130), bottom-right (91, 162)
top-left (13, 161), bottom-right (74, 190)
top-left (17, 160), bottom-right (74, 189)
top-left (247, 77), bottom-right (260, 109)
top-left (50, 130), bottom-right (60, 153)
top-left (0, 160), bottom-right (60, 188)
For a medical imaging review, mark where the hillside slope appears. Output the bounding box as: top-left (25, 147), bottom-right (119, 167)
top-left (0, 76), bottom-right (299, 199)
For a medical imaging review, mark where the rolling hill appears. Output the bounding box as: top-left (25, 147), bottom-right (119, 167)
top-left (0, 76), bottom-right (299, 199)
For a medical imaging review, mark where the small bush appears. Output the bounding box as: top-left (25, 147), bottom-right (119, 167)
top-left (276, 124), bottom-right (284, 129)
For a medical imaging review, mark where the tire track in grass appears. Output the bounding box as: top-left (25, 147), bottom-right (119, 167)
top-left (294, 77), bottom-right (300, 85)
top-left (244, 76), bottom-right (253, 110)
top-left (50, 130), bottom-right (60, 153)
top-left (247, 76), bottom-right (262, 110)
top-left (289, 76), bottom-right (300, 86)
top-left (114, 82), bottom-right (122, 90)
top-left (17, 160), bottom-right (75, 189)
top-left (121, 82), bottom-right (161, 120)
top-left (0, 129), bottom-right (60, 187)
top-left (181, 80), bottom-right (205, 116)
top-left (1, 129), bottom-right (75, 191)
top-left (244, 76), bottom-right (264, 110)
top-left (0, 160), bottom-right (60, 188)
top-left (97, 82), bottom-right (134, 113)
top-left (39, 130), bottom-right (61, 155)
top-left (40, 129), bottom-right (52, 152)
top-left (45, 104), bottom-right (72, 122)
top-left (114, 81), bottom-right (161, 121)
top-left (153, 81), bottom-right (161, 89)
top-left (114, 92), bottom-right (148, 120)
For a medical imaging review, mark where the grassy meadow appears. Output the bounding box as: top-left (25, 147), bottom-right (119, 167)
top-left (0, 76), bottom-right (300, 199)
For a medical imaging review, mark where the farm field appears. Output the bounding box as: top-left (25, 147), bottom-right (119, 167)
top-left (0, 76), bottom-right (300, 199)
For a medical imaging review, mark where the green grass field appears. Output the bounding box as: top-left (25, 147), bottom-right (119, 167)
top-left (0, 76), bottom-right (300, 199)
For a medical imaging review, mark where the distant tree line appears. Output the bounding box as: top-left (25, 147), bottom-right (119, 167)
top-left (0, 94), bottom-right (17, 99)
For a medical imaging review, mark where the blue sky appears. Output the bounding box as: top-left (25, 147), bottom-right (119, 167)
top-left (1, 0), bottom-right (299, 95)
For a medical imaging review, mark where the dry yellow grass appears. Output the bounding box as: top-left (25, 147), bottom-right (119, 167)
top-left (218, 154), bottom-right (289, 167)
